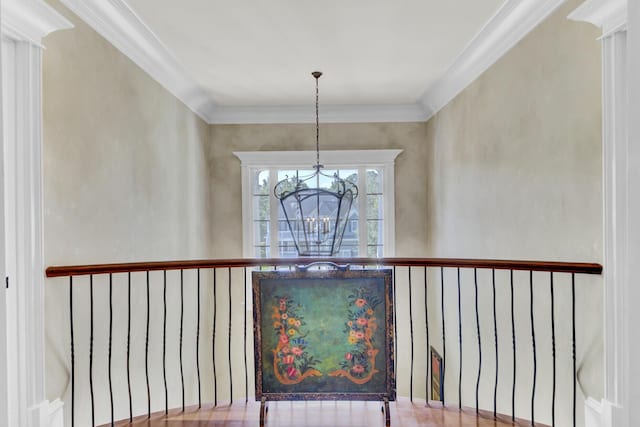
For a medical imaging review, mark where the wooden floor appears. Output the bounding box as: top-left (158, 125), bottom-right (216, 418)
top-left (107, 398), bottom-right (549, 427)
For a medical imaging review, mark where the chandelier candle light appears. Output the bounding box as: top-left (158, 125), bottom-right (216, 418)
top-left (274, 72), bottom-right (358, 256)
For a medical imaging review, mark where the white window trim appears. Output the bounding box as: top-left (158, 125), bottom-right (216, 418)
top-left (234, 149), bottom-right (402, 258)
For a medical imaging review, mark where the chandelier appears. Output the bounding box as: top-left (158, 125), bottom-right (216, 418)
top-left (274, 72), bottom-right (358, 256)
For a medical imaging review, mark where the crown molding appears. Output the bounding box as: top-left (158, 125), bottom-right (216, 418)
top-left (568, 0), bottom-right (627, 36)
top-left (58, 0), bottom-right (426, 124)
top-left (59, 0), bottom-right (217, 123)
top-left (212, 103), bottom-right (430, 124)
top-left (420, 0), bottom-right (567, 121)
top-left (1, 0), bottom-right (73, 45)
top-left (55, 0), bottom-right (571, 125)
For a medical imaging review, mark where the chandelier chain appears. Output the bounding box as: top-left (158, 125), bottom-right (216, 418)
top-left (315, 73), bottom-right (320, 168)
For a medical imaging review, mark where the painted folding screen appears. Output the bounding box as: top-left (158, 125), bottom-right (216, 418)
top-left (252, 269), bottom-right (395, 401)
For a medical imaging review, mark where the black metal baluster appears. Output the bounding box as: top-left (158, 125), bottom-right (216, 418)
top-left (126, 272), bottom-right (132, 423)
top-left (228, 268), bottom-right (233, 404)
top-left (408, 267), bottom-right (414, 402)
top-left (163, 270), bottom-right (168, 415)
top-left (424, 266), bottom-right (430, 402)
top-left (457, 268), bottom-right (462, 409)
top-left (69, 276), bottom-right (75, 427)
top-left (145, 271), bottom-right (151, 418)
top-left (393, 266), bottom-right (398, 376)
top-left (492, 269), bottom-right (498, 418)
top-left (511, 270), bottom-right (516, 422)
top-left (197, 269), bottom-right (202, 409)
top-left (180, 270), bottom-right (185, 411)
top-left (244, 267), bottom-right (249, 403)
top-left (441, 267), bottom-right (446, 405)
top-left (572, 273), bottom-right (576, 427)
top-left (530, 271), bottom-right (537, 425)
top-left (144, 271), bottom-right (151, 418)
top-left (212, 269), bottom-right (218, 406)
top-left (89, 275), bottom-right (95, 426)
top-left (475, 268), bottom-right (481, 414)
top-left (108, 273), bottom-right (114, 425)
top-left (550, 272), bottom-right (556, 427)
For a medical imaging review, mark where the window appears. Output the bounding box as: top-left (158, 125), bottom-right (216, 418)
top-left (235, 150), bottom-right (402, 258)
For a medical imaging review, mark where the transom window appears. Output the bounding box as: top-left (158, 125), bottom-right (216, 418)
top-left (235, 150), bottom-right (402, 258)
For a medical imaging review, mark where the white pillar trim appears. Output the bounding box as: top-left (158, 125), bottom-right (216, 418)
top-left (1, 1), bottom-right (72, 426)
top-left (598, 29), bottom-right (628, 427)
top-left (568, 1), bottom-right (628, 426)
top-left (624, 3), bottom-right (640, 427)
top-left (568, 0), bottom-right (627, 36)
top-left (1, 0), bottom-right (72, 46)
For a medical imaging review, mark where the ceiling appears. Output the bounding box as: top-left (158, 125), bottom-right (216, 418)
top-left (125, 0), bottom-right (505, 107)
top-left (58, 0), bottom-right (567, 123)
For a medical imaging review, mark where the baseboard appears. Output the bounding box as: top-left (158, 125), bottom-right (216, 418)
top-left (47, 399), bottom-right (64, 427)
top-left (585, 397), bottom-right (603, 427)
top-left (586, 397), bottom-right (627, 427)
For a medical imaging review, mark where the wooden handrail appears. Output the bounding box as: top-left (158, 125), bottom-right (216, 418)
top-left (45, 257), bottom-right (602, 278)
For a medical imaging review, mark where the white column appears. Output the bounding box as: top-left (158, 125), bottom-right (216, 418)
top-left (599, 29), bottom-right (628, 427)
top-left (0, 5), bottom-right (7, 427)
top-left (1, 1), bottom-right (72, 426)
top-left (568, 1), bottom-right (631, 426)
top-left (624, 2), bottom-right (640, 427)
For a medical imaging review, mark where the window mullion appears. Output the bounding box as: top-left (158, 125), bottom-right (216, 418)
top-left (269, 168), bottom-right (280, 257)
top-left (358, 166), bottom-right (367, 257)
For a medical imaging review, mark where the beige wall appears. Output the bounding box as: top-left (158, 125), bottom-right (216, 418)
top-left (208, 122), bottom-right (429, 258)
top-left (423, 0), bottom-right (602, 425)
top-left (424, 2), bottom-right (602, 263)
top-left (43, 3), bottom-right (211, 266)
top-left (42, 1), bottom-right (212, 425)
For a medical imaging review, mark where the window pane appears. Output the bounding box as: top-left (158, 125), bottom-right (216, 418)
top-left (253, 195), bottom-right (270, 221)
top-left (367, 194), bottom-right (383, 220)
top-left (340, 169), bottom-right (358, 184)
top-left (253, 170), bottom-right (270, 195)
top-left (367, 245), bottom-right (383, 258)
top-left (278, 219), bottom-right (289, 232)
top-left (367, 169), bottom-right (382, 194)
top-left (254, 246), bottom-right (270, 258)
top-left (341, 217), bottom-right (359, 250)
top-left (319, 169), bottom-right (337, 188)
top-left (367, 219), bottom-right (383, 245)
top-left (278, 241), bottom-right (298, 258)
top-left (349, 202), bottom-right (360, 220)
top-left (337, 244), bottom-right (359, 258)
top-left (277, 219), bottom-right (295, 246)
top-left (279, 169), bottom-right (314, 181)
top-left (253, 221), bottom-right (269, 246)
top-left (277, 169), bottom-right (298, 181)
top-left (277, 202), bottom-right (286, 220)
